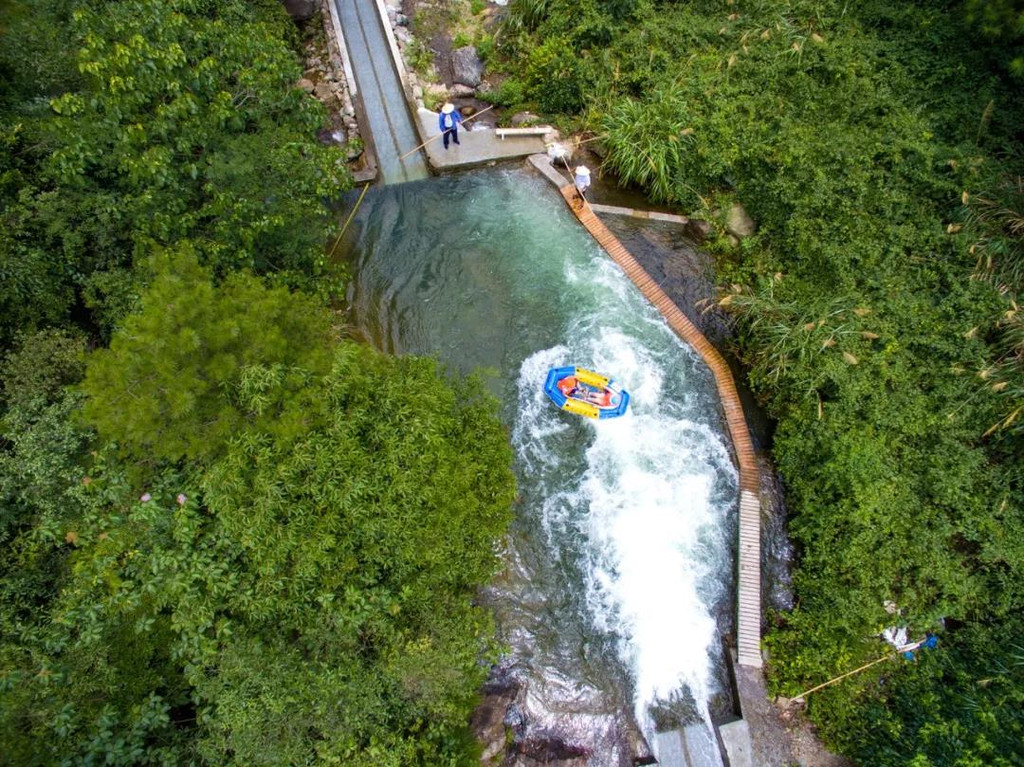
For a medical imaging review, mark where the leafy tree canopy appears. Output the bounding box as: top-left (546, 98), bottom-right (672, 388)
top-left (0, 0), bottom-right (350, 348)
top-left (1, 257), bottom-right (517, 765)
top-left (80, 247), bottom-right (336, 463)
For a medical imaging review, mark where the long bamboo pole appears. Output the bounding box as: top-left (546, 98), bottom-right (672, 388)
top-left (398, 105), bottom-right (495, 162)
top-left (791, 653), bottom-right (897, 702)
top-left (790, 639), bottom-right (925, 702)
top-left (327, 182), bottom-right (371, 259)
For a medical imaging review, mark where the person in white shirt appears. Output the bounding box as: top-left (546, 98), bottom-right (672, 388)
top-left (573, 165), bottom-right (591, 205)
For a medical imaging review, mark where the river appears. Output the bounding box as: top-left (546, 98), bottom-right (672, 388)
top-left (340, 167), bottom-right (739, 763)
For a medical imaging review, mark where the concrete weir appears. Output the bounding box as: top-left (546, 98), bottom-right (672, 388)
top-left (328, 0), bottom-right (428, 183)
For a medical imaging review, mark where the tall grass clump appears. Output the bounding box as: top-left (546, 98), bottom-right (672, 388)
top-left (600, 84), bottom-right (695, 204)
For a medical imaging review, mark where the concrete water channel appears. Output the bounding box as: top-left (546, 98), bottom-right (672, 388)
top-left (327, 0), bottom-right (763, 763)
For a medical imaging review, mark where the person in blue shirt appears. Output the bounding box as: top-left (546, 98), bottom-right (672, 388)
top-left (439, 103), bottom-right (463, 150)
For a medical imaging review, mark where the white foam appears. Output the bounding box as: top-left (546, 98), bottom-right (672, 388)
top-left (515, 327), bottom-right (736, 732)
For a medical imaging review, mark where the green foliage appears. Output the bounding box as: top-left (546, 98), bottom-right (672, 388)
top-left (0, 0), bottom-right (350, 347)
top-left (809, 618), bottom-right (1024, 766)
top-left (601, 84), bottom-right (697, 204)
top-left (475, 33), bottom-right (496, 63)
top-left (0, 0), bottom-right (82, 106)
top-left (406, 38), bottom-right (437, 78)
top-left (521, 36), bottom-right (587, 113)
top-left (81, 247), bottom-right (335, 464)
top-left (964, 0), bottom-right (1024, 75)
top-left (482, 77), bottom-right (526, 109)
top-left (963, 175), bottom-right (1024, 435)
top-left (2, 270), bottom-right (516, 764)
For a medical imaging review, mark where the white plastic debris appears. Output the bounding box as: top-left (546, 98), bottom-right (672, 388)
top-left (882, 626), bottom-right (908, 648)
top-left (547, 142), bottom-right (570, 161)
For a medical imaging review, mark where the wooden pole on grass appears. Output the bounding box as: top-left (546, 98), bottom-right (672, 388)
top-left (787, 639), bottom-right (926, 702)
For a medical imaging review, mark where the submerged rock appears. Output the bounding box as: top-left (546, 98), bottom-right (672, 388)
top-left (511, 111), bottom-right (538, 126)
top-left (473, 659), bottom-right (654, 767)
top-left (449, 83), bottom-right (475, 98)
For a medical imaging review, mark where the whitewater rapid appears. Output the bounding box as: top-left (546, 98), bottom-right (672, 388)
top-left (512, 256), bottom-right (738, 733)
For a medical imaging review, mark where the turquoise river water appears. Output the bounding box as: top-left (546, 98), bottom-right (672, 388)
top-left (340, 168), bottom-right (738, 759)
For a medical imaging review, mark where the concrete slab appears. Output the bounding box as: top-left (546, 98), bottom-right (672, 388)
top-left (528, 153), bottom-right (572, 188)
top-left (718, 720), bottom-right (753, 767)
top-left (683, 724), bottom-right (725, 767)
top-left (653, 730), bottom-right (688, 767)
top-left (589, 203), bottom-right (690, 225)
top-left (416, 109), bottom-right (547, 171)
top-left (733, 658), bottom-right (797, 767)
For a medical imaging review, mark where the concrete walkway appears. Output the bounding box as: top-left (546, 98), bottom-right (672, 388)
top-left (413, 109), bottom-right (548, 172)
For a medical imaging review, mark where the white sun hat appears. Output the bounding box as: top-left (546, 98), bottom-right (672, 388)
top-left (441, 103), bottom-right (455, 114)
top-left (575, 165), bottom-right (590, 175)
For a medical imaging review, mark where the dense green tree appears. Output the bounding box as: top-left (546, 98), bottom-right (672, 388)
top-left (1, 260), bottom-right (517, 764)
top-left (0, 0), bottom-right (349, 347)
top-left (81, 247), bottom-right (335, 463)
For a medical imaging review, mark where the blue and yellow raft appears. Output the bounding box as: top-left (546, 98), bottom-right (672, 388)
top-left (543, 366), bottom-right (630, 420)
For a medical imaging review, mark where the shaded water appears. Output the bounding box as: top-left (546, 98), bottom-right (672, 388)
top-left (340, 168), bottom-right (738, 760)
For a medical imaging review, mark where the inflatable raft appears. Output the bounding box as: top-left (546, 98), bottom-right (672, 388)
top-left (544, 366), bottom-right (630, 420)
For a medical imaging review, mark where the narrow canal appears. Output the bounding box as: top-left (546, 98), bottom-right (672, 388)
top-left (340, 168), bottom-right (738, 761)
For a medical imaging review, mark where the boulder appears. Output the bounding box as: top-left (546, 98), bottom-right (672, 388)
top-left (726, 202), bottom-right (756, 239)
top-left (317, 128), bottom-right (345, 146)
top-left (451, 45), bottom-right (484, 87)
top-left (314, 82), bottom-right (334, 102)
top-left (426, 82), bottom-right (448, 102)
top-left (684, 219), bottom-right (712, 243)
top-left (510, 111), bottom-right (537, 126)
top-left (297, 78), bottom-right (316, 94)
top-left (282, 0), bottom-right (317, 22)
top-left (448, 83), bottom-right (475, 98)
